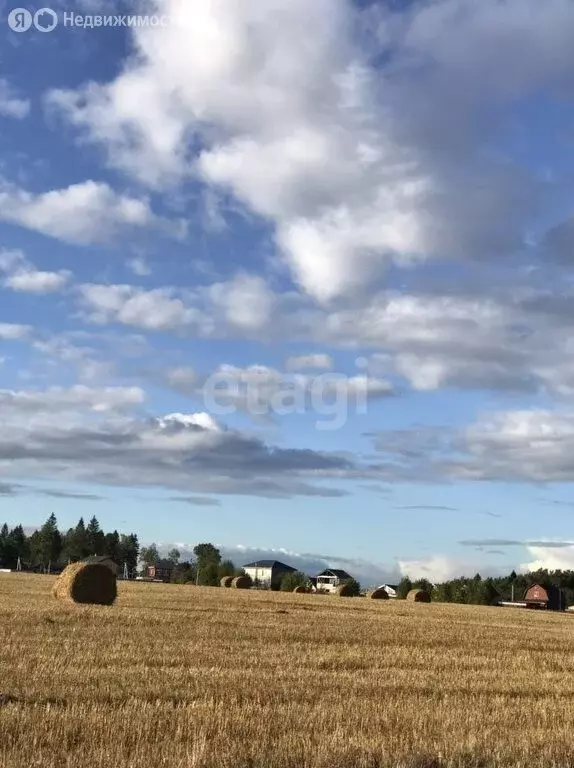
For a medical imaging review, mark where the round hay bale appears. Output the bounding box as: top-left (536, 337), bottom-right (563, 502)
top-left (292, 585), bottom-right (308, 594)
top-left (52, 561), bottom-right (117, 606)
top-left (368, 588), bottom-right (389, 600)
top-left (407, 588), bottom-right (431, 603)
top-left (336, 582), bottom-right (355, 597)
top-left (232, 575), bottom-right (252, 590)
top-left (220, 576), bottom-right (234, 588)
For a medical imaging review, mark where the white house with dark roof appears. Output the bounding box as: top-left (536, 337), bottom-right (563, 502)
top-left (242, 560), bottom-right (297, 588)
top-left (314, 568), bottom-right (353, 593)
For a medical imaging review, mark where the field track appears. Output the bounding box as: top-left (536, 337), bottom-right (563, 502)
top-left (1, 573), bottom-right (574, 767)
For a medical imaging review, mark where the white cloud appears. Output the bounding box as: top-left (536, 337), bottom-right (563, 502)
top-left (165, 366), bottom-right (197, 389)
top-left (206, 273), bottom-right (275, 333)
top-left (0, 179), bottom-right (181, 245)
top-left (6, 270), bottom-right (69, 293)
top-left (47, 0), bottom-right (574, 301)
top-left (398, 555), bottom-right (504, 583)
top-left (371, 408), bottom-right (574, 485)
top-left (77, 273), bottom-right (282, 337)
top-left (71, 270), bottom-right (574, 404)
top-left (0, 323), bottom-right (32, 340)
top-left (0, 403), bottom-right (353, 498)
top-left (177, 363), bottom-right (394, 425)
top-left (522, 545), bottom-right (574, 572)
top-left (0, 79), bottom-right (30, 119)
top-left (128, 256), bottom-right (152, 276)
top-left (0, 249), bottom-right (70, 294)
top-left (0, 385), bottom-right (145, 416)
top-left (285, 354), bottom-right (333, 372)
top-left (77, 284), bottom-right (202, 332)
top-left (157, 411), bottom-right (221, 432)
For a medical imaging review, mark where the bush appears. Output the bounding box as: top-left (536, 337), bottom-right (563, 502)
top-left (279, 571), bottom-right (309, 592)
top-left (341, 578), bottom-right (361, 596)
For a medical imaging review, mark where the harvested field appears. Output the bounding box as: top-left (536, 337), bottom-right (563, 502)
top-left (1, 573), bottom-right (574, 767)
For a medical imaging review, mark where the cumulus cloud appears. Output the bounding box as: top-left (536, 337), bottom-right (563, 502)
top-left (0, 250), bottom-right (70, 294)
top-left (0, 398), bottom-right (353, 497)
top-left (47, 0), bottom-right (574, 301)
top-left (77, 284), bottom-right (200, 332)
top-left (205, 273), bottom-right (276, 333)
top-left (76, 272), bottom-right (302, 339)
top-left (373, 408), bottom-right (574, 484)
top-left (0, 79), bottom-right (30, 119)
top-left (72, 273), bottom-right (574, 401)
top-left (0, 179), bottom-right (183, 245)
top-left (522, 545), bottom-right (574, 572)
top-left (164, 362), bottom-right (393, 427)
top-left (398, 555), bottom-right (508, 583)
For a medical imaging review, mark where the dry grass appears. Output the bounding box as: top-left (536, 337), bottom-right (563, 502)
top-left (2, 574), bottom-right (574, 767)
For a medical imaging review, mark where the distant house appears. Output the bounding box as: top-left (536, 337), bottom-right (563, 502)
top-left (242, 560), bottom-right (296, 588)
top-left (84, 555), bottom-right (121, 576)
top-left (378, 584), bottom-right (399, 598)
top-left (146, 559), bottom-right (174, 582)
top-left (314, 568), bottom-right (353, 594)
top-left (524, 583), bottom-right (565, 611)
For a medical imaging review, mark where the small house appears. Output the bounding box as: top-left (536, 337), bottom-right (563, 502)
top-left (84, 555), bottom-right (121, 576)
top-left (524, 583), bottom-right (565, 611)
top-left (242, 560), bottom-right (296, 589)
top-left (146, 559), bottom-right (174, 582)
top-left (314, 568), bottom-right (353, 594)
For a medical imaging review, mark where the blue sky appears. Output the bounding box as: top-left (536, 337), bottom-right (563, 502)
top-left (1, 0), bottom-right (574, 585)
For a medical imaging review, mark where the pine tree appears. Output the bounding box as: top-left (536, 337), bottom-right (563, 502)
top-left (119, 533), bottom-right (139, 577)
top-left (0, 523), bottom-right (8, 567)
top-left (86, 516), bottom-right (105, 555)
top-left (37, 514), bottom-right (62, 571)
top-left (73, 518), bottom-right (91, 559)
top-left (103, 531), bottom-right (121, 561)
top-left (8, 525), bottom-right (29, 564)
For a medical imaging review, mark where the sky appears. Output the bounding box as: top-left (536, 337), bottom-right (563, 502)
top-left (1, 0), bottom-right (574, 586)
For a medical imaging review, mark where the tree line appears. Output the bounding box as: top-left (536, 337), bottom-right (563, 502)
top-left (397, 569), bottom-right (574, 606)
top-left (0, 514), bottom-right (140, 575)
top-left (7, 514), bottom-right (570, 601)
top-left (140, 541), bottom-right (244, 586)
top-left (0, 515), bottom-right (244, 585)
